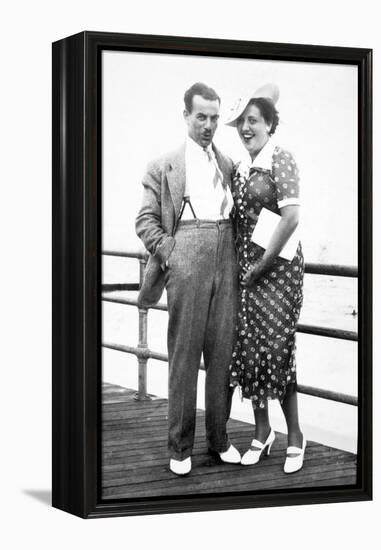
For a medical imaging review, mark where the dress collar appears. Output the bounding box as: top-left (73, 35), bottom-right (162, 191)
top-left (251, 138), bottom-right (276, 170)
top-left (237, 138), bottom-right (277, 177)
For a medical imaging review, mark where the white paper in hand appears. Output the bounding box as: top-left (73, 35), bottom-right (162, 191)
top-left (250, 208), bottom-right (299, 261)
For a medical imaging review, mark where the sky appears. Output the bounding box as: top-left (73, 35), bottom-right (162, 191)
top-left (102, 50), bottom-right (358, 266)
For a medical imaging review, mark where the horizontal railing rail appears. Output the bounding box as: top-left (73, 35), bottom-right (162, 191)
top-left (102, 249), bottom-right (358, 278)
top-left (102, 283), bottom-right (140, 292)
top-left (102, 294), bottom-right (357, 341)
top-left (102, 341), bottom-right (357, 406)
top-left (102, 250), bottom-right (358, 406)
top-left (103, 249), bottom-right (147, 260)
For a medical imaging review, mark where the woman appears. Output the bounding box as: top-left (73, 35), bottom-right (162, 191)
top-left (226, 84), bottom-right (306, 473)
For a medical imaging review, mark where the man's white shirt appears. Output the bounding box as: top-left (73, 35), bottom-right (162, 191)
top-left (183, 136), bottom-right (234, 220)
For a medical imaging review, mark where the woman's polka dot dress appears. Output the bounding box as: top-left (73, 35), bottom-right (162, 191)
top-left (229, 146), bottom-right (304, 408)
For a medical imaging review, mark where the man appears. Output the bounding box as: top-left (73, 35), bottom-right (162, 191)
top-left (135, 82), bottom-right (240, 475)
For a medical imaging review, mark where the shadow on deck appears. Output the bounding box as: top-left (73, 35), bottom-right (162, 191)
top-left (102, 383), bottom-right (357, 500)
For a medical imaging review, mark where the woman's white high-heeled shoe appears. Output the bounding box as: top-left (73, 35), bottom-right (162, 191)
top-left (241, 429), bottom-right (275, 466)
top-left (284, 436), bottom-right (306, 474)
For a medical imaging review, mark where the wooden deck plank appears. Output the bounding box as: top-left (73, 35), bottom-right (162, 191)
top-left (103, 471), bottom-right (357, 499)
top-left (102, 439), bottom-right (329, 465)
top-left (102, 452), bottom-right (356, 485)
top-left (102, 463), bottom-right (357, 498)
top-left (102, 449), bottom-right (354, 474)
top-left (101, 383), bottom-right (357, 500)
top-left (102, 460), bottom-right (356, 490)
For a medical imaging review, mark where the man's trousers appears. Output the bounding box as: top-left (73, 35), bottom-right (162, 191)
top-left (164, 219), bottom-right (238, 460)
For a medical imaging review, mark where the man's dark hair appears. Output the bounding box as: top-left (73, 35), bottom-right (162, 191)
top-left (184, 82), bottom-right (221, 113)
top-left (249, 97), bottom-right (280, 136)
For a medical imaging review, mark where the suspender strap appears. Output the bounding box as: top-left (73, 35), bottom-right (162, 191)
top-left (173, 196), bottom-right (197, 234)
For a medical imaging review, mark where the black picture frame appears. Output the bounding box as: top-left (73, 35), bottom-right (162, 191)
top-left (52, 31), bottom-right (372, 518)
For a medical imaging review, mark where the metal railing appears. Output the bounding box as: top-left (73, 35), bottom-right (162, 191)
top-left (102, 249), bottom-right (358, 407)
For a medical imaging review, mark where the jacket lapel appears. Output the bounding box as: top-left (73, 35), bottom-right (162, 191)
top-left (167, 144), bottom-right (186, 218)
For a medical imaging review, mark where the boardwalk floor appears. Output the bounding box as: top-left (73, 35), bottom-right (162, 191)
top-left (102, 383), bottom-right (357, 500)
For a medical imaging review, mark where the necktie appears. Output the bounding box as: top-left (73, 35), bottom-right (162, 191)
top-left (205, 149), bottom-right (228, 216)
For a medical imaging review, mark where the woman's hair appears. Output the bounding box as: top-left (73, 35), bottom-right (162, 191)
top-left (249, 97), bottom-right (279, 135)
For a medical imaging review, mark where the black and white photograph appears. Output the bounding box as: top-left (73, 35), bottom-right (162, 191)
top-left (101, 49), bottom-right (360, 500)
top-left (3, 0), bottom-right (380, 543)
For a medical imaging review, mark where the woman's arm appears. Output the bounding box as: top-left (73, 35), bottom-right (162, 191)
top-left (242, 205), bottom-right (299, 287)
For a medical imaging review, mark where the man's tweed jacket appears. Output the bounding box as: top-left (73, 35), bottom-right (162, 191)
top-left (135, 143), bottom-right (234, 307)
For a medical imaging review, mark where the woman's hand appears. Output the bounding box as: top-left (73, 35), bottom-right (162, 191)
top-left (241, 261), bottom-right (265, 287)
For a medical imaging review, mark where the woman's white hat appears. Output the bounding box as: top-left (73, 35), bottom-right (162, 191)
top-left (225, 83), bottom-right (280, 127)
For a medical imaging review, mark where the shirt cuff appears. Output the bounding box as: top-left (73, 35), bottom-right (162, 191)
top-left (278, 197), bottom-right (301, 208)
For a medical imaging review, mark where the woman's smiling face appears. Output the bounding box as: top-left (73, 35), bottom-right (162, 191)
top-left (237, 103), bottom-right (272, 159)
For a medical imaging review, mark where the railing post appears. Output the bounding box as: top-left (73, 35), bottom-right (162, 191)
top-left (135, 257), bottom-right (151, 401)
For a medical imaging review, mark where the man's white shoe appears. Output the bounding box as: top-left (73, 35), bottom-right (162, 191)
top-left (284, 436), bottom-right (307, 474)
top-left (169, 457), bottom-right (192, 475)
top-left (219, 444), bottom-right (241, 464)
